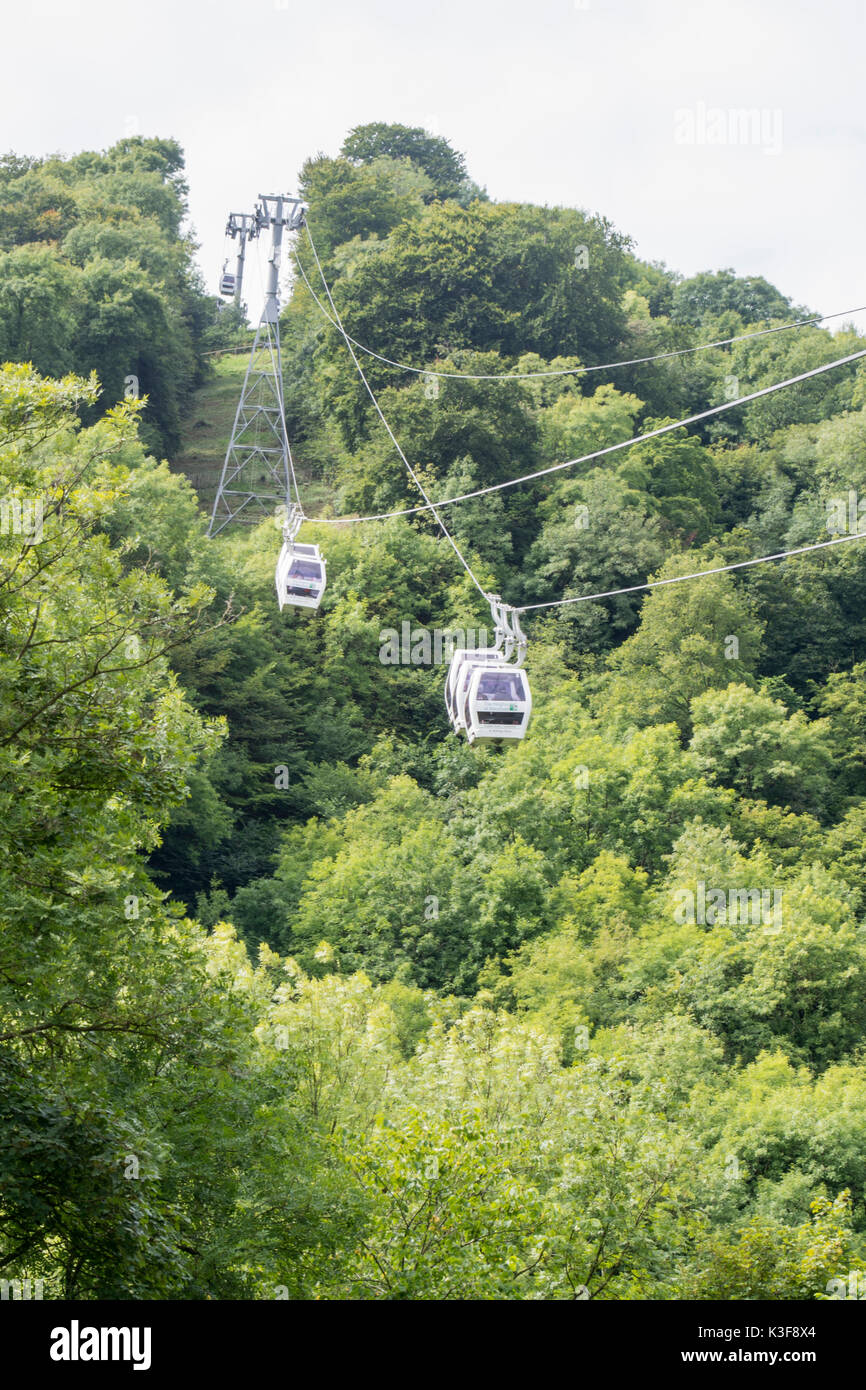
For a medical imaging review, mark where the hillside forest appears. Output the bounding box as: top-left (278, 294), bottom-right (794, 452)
top-left (3, 127), bottom-right (866, 1300)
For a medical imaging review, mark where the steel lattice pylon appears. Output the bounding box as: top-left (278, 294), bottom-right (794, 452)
top-left (208, 317), bottom-right (292, 534)
top-left (208, 194), bottom-right (305, 538)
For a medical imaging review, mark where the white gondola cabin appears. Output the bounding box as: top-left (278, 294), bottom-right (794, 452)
top-left (445, 646), bottom-right (502, 730)
top-left (444, 597), bottom-right (532, 743)
top-left (463, 663), bottom-right (532, 743)
top-left (275, 540), bottom-right (326, 611)
top-left (219, 266), bottom-right (236, 296)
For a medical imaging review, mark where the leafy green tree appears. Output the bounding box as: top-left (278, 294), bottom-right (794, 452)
top-left (634, 822), bottom-right (866, 1065)
top-left (732, 325), bottom-right (862, 442)
top-left (689, 683), bottom-right (834, 816)
top-left (748, 544), bottom-right (866, 691)
top-left (0, 137), bottom-right (211, 455)
top-left (523, 470), bottom-right (672, 655)
top-left (539, 381), bottom-right (642, 464)
top-left (816, 662), bottom-right (866, 798)
top-left (0, 245), bottom-right (82, 376)
top-left (491, 852), bottom-right (648, 1048)
top-left (313, 200), bottom-right (632, 410)
top-left (0, 367), bottom-right (357, 1297)
top-left (286, 777), bottom-right (477, 989)
top-left (299, 154), bottom-right (433, 266)
top-left (605, 553), bottom-right (764, 733)
top-left (618, 424), bottom-right (719, 538)
top-left (341, 123), bottom-right (473, 202)
top-left (671, 269), bottom-right (795, 328)
top-left (686, 1193), bottom-right (856, 1299)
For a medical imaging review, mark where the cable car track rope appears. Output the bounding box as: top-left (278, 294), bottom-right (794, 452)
top-left (299, 224), bottom-right (866, 620)
top-left (309, 342), bottom-right (866, 522)
top-left (296, 229), bottom-right (865, 382)
top-left (304, 224), bottom-right (489, 598)
top-left (251, 229), bottom-right (303, 514)
top-left (515, 530), bottom-right (866, 612)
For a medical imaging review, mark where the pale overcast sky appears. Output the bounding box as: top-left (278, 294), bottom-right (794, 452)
top-left (4, 0), bottom-right (865, 329)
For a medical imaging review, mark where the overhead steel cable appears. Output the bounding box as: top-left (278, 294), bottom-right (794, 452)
top-left (515, 530), bottom-right (866, 612)
top-left (299, 225), bottom-right (866, 627)
top-left (295, 237), bottom-right (866, 382)
top-left (256, 227), bottom-right (303, 514)
top-left (304, 223), bottom-right (489, 598)
top-left (307, 346), bottom-right (866, 523)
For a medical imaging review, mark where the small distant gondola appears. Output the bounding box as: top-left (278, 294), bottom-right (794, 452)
top-left (219, 262), bottom-right (236, 296)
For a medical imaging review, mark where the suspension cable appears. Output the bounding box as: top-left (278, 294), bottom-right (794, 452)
top-left (295, 239), bottom-right (866, 381)
top-left (308, 346), bottom-right (866, 523)
top-left (252, 230), bottom-right (303, 514)
top-left (304, 224), bottom-right (489, 598)
top-left (298, 227), bottom-right (866, 622)
top-left (516, 530), bottom-right (866, 612)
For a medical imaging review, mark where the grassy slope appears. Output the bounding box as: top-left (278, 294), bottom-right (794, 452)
top-left (171, 353), bottom-right (332, 521)
top-left (170, 354), bottom-right (249, 517)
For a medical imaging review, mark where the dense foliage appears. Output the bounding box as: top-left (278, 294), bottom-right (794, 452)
top-left (3, 125), bottom-right (866, 1299)
top-left (0, 138), bottom-right (220, 456)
